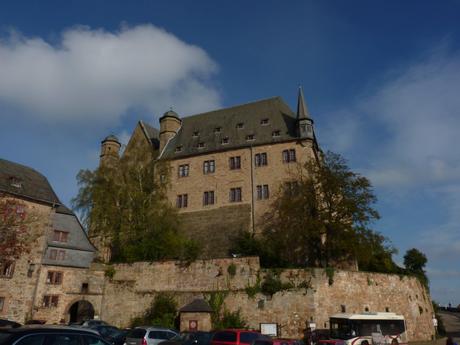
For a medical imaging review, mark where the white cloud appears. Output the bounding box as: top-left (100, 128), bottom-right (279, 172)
top-left (0, 24), bottom-right (221, 124)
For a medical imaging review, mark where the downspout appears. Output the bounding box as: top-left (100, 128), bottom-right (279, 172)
top-left (250, 146), bottom-right (255, 234)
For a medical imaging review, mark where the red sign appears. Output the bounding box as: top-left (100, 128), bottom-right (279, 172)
top-left (189, 320), bottom-right (198, 331)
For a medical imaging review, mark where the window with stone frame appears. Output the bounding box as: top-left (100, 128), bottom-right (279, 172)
top-left (229, 187), bottom-right (242, 202)
top-left (0, 261), bottom-right (15, 278)
top-left (229, 156), bottom-right (241, 170)
top-left (203, 191), bottom-right (215, 206)
top-left (256, 185), bottom-right (270, 200)
top-left (282, 149), bottom-right (296, 163)
top-left (46, 271), bottom-right (63, 285)
top-left (203, 160), bottom-right (215, 174)
top-left (53, 230), bottom-right (68, 243)
top-left (0, 296), bottom-right (4, 311)
top-left (49, 249), bottom-right (66, 261)
top-left (178, 164), bottom-right (189, 177)
top-left (43, 295), bottom-right (59, 308)
top-left (255, 153), bottom-right (268, 167)
top-left (284, 181), bottom-right (299, 196)
top-left (176, 194), bottom-right (188, 208)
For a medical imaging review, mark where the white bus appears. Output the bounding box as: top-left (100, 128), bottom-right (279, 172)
top-left (326, 312), bottom-right (407, 345)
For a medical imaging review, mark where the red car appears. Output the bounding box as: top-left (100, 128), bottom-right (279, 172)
top-left (211, 329), bottom-right (271, 345)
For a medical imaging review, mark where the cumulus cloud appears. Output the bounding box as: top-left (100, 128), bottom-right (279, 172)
top-left (0, 24), bottom-right (220, 123)
top-left (320, 44), bottom-right (460, 303)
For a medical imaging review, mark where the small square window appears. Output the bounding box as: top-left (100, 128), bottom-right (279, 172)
top-left (175, 146), bottom-right (182, 153)
top-left (214, 127), bottom-right (222, 134)
top-left (229, 156), bottom-right (241, 170)
top-left (178, 164), bottom-right (189, 177)
top-left (203, 160), bottom-right (215, 174)
top-left (192, 131), bottom-right (199, 137)
top-left (221, 137), bottom-right (229, 145)
top-left (203, 191), bottom-right (215, 206)
top-left (229, 187), bottom-right (242, 202)
top-left (198, 142), bottom-right (205, 149)
top-left (260, 118), bottom-right (269, 125)
top-left (81, 283), bottom-right (89, 293)
top-left (236, 123), bottom-right (244, 129)
top-left (9, 177), bottom-right (22, 189)
top-left (246, 134), bottom-right (255, 141)
top-left (256, 185), bottom-right (269, 200)
top-left (282, 149), bottom-right (296, 163)
top-left (0, 261), bottom-right (15, 278)
top-left (272, 130), bottom-right (280, 137)
top-left (176, 194), bottom-right (188, 208)
top-left (255, 153), bottom-right (268, 167)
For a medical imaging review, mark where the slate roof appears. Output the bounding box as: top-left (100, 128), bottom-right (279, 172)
top-left (179, 299), bottom-right (213, 313)
top-left (140, 121), bottom-right (160, 149)
top-left (161, 97), bottom-right (299, 159)
top-left (0, 158), bottom-right (61, 205)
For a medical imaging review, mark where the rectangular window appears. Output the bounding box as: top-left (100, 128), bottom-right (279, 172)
top-left (46, 271), bottom-right (63, 285)
top-left (221, 137), bottom-right (229, 145)
top-left (255, 153), bottom-right (268, 167)
top-left (229, 156), bottom-right (241, 170)
top-left (284, 181), bottom-right (299, 196)
top-left (203, 160), bottom-right (215, 174)
top-left (49, 249), bottom-right (65, 261)
top-left (282, 149), bottom-right (296, 163)
top-left (256, 185), bottom-right (270, 200)
top-left (178, 164), bottom-right (189, 177)
top-left (203, 191), bottom-right (215, 206)
top-left (176, 194), bottom-right (188, 208)
top-left (43, 295), bottom-right (59, 308)
top-left (260, 118), bottom-right (269, 125)
top-left (53, 230), bottom-right (68, 243)
top-left (229, 188), bottom-right (242, 202)
top-left (0, 261), bottom-right (14, 278)
top-left (272, 130), bottom-right (281, 137)
top-left (0, 297), bottom-right (4, 311)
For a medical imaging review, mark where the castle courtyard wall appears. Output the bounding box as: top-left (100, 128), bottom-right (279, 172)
top-left (100, 257), bottom-right (434, 341)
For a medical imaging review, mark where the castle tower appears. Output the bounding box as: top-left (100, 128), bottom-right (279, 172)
top-left (296, 86), bottom-right (315, 140)
top-left (99, 135), bottom-right (121, 167)
top-left (159, 109), bottom-right (181, 152)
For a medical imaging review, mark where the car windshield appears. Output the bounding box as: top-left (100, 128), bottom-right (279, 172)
top-left (331, 319), bottom-right (406, 339)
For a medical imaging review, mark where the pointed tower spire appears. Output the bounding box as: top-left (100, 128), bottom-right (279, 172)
top-left (296, 86), bottom-right (314, 140)
top-left (296, 85), bottom-right (311, 120)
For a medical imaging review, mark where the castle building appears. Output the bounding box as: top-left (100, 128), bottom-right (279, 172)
top-left (0, 159), bottom-right (103, 324)
top-left (99, 88), bottom-right (321, 257)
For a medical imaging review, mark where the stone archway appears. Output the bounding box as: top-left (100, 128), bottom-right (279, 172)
top-left (68, 300), bottom-right (95, 324)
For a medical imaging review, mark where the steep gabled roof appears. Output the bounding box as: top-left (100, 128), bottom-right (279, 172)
top-left (140, 121), bottom-right (160, 149)
top-left (0, 158), bottom-right (61, 205)
top-left (161, 97), bottom-right (298, 159)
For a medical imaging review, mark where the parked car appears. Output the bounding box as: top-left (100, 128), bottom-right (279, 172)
top-left (125, 327), bottom-right (179, 345)
top-left (90, 325), bottom-right (126, 345)
top-left (160, 331), bottom-right (214, 345)
top-left (82, 320), bottom-right (111, 328)
top-left (211, 330), bottom-right (270, 345)
top-left (0, 320), bottom-right (21, 330)
top-left (0, 325), bottom-right (109, 345)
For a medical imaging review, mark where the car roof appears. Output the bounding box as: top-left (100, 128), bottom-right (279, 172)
top-left (135, 327), bottom-right (177, 332)
top-left (1, 325), bottom-right (100, 335)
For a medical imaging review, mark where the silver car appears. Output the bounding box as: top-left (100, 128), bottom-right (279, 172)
top-left (125, 327), bottom-right (178, 345)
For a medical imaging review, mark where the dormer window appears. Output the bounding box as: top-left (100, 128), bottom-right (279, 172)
top-left (236, 123), bottom-right (244, 129)
top-left (246, 134), bottom-right (255, 141)
top-left (214, 127), bottom-right (222, 134)
top-left (175, 146), bottom-right (183, 153)
top-left (198, 142), bottom-right (205, 149)
top-left (221, 137), bottom-right (229, 145)
top-left (272, 130), bottom-right (280, 137)
top-left (193, 131), bottom-right (200, 137)
top-left (9, 177), bottom-right (22, 189)
top-left (260, 118), bottom-right (269, 125)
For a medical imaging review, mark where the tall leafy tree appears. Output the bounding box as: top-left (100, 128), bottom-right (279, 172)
top-left (72, 146), bottom-right (199, 263)
top-left (0, 194), bottom-right (37, 262)
top-left (404, 248), bottom-right (429, 288)
top-left (237, 151), bottom-right (397, 271)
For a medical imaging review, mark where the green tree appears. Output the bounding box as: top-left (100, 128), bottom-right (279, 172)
top-left (72, 146), bottom-right (199, 263)
top-left (404, 248), bottom-right (429, 288)
top-left (131, 293), bottom-right (177, 328)
top-left (235, 151), bottom-right (397, 272)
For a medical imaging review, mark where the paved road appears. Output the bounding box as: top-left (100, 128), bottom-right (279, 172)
top-left (438, 311), bottom-right (460, 343)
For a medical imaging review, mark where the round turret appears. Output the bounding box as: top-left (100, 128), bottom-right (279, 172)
top-left (159, 109), bottom-right (182, 151)
top-left (100, 134), bottom-right (121, 167)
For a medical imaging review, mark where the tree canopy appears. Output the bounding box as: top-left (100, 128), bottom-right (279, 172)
top-left (404, 248), bottom-right (429, 288)
top-left (233, 151), bottom-right (398, 273)
top-left (72, 146), bottom-right (199, 263)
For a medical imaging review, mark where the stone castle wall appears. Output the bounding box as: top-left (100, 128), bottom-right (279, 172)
top-left (101, 257), bottom-right (435, 341)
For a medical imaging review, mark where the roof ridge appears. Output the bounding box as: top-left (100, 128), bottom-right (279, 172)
top-left (183, 96), bottom-right (283, 120)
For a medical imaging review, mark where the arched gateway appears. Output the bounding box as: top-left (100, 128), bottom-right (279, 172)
top-left (68, 300), bottom-right (95, 324)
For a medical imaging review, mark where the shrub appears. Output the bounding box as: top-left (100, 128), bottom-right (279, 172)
top-left (130, 293), bottom-right (177, 328)
top-left (104, 266), bottom-right (116, 279)
top-left (227, 263), bottom-right (237, 277)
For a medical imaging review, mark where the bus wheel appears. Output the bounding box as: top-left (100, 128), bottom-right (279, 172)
top-left (361, 341), bottom-right (369, 345)
top-left (391, 339), bottom-right (399, 345)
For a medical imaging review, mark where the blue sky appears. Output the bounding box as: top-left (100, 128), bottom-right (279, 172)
top-left (1, 0), bottom-right (459, 305)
